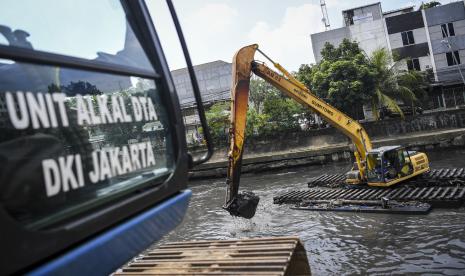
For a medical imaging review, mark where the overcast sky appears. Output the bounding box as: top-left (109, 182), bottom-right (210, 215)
top-left (147, 0), bottom-right (452, 71)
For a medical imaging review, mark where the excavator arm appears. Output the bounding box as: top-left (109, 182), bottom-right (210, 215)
top-left (224, 44), bottom-right (373, 219)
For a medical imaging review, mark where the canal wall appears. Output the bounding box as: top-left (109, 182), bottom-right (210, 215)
top-left (190, 108), bottom-right (465, 179)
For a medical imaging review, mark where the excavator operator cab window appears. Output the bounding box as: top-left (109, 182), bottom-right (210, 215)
top-left (367, 148), bottom-right (413, 183)
top-left (366, 152), bottom-right (383, 182)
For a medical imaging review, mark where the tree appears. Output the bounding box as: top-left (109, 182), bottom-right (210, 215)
top-left (310, 39), bottom-right (375, 119)
top-left (294, 64), bottom-right (313, 90)
top-left (205, 102), bottom-right (230, 144)
top-left (246, 108), bottom-right (269, 136)
top-left (263, 96), bottom-right (302, 132)
top-left (419, 1), bottom-right (441, 10)
top-left (369, 49), bottom-right (429, 119)
top-left (249, 78), bottom-right (270, 114)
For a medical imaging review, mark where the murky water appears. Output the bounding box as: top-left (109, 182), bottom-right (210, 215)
top-left (159, 148), bottom-right (465, 275)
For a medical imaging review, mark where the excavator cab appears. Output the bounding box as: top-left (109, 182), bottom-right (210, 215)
top-left (366, 146), bottom-right (420, 186)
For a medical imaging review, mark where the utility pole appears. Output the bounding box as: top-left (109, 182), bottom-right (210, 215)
top-left (320, 0), bottom-right (331, 31)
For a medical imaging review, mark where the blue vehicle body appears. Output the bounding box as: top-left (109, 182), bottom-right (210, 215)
top-left (28, 190), bottom-right (191, 276)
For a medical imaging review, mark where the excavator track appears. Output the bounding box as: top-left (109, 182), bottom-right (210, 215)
top-left (115, 237), bottom-right (311, 276)
top-left (274, 186), bottom-right (465, 208)
top-left (308, 168), bottom-right (465, 188)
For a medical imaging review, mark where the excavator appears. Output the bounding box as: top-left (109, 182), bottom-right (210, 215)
top-left (224, 44), bottom-right (430, 219)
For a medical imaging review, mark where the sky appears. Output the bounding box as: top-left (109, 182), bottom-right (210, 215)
top-left (0, 0), bottom-right (453, 72)
top-left (147, 0), bottom-right (453, 71)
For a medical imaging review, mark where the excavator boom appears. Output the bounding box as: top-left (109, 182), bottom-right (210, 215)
top-left (224, 44), bottom-right (372, 218)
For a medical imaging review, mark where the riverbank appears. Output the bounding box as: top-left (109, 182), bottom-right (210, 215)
top-left (190, 127), bottom-right (465, 179)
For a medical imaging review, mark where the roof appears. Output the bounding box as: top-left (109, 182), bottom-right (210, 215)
top-left (170, 60), bottom-right (230, 75)
top-left (383, 6), bottom-right (415, 15)
top-left (368, 145), bottom-right (402, 154)
top-left (341, 2), bottom-right (381, 13)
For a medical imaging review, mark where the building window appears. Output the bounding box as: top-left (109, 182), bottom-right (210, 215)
top-left (441, 23), bottom-right (455, 38)
top-left (446, 51), bottom-right (461, 66)
top-left (401, 31), bottom-right (415, 46)
top-left (407, 58), bottom-right (420, 71)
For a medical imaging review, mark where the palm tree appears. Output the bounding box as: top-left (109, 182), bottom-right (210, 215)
top-left (369, 49), bottom-right (426, 119)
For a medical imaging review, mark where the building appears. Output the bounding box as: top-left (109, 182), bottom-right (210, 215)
top-left (311, 3), bottom-right (389, 63)
top-left (171, 60), bottom-right (232, 143)
top-left (311, 1), bottom-right (465, 113)
top-left (385, 9), bottom-right (432, 72)
top-left (424, 2), bottom-right (465, 108)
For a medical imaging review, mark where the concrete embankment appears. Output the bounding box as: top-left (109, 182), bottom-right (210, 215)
top-left (190, 109), bottom-right (465, 179)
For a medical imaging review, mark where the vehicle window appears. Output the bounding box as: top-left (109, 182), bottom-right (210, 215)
top-left (366, 153), bottom-right (383, 182)
top-left (0, 2), bottom-right (174, 230)
top-left (0, 0), bottom-right (154, 72)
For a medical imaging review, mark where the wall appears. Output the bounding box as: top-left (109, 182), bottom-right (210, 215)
top-left (395, 56), bottom-right (432, 71)
top-left (424, 1), bottom-right (465, 26)
top-left (239, 108), bottom-right (465, 155)
top-left (425, 1), bottom-right (465, 84)
top-left (434, 50), bottom-right (465, 83)
top-left (349, 20), bottom-right (389, 57)
top-left (388, 27), bottom-right (428, 49)
top-left (192, 109), bottom-right (465, 177)
top-left (171, 60), bottom-right (232, 107)
top-left (311, 27), bottom-right (350, 63)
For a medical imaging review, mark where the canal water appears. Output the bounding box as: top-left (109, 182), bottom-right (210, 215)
top-left (158, 148), bottom-right (465, 275)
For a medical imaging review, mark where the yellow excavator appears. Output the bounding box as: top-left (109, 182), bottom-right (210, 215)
top-left (224, 44), bottom-right (430, 219)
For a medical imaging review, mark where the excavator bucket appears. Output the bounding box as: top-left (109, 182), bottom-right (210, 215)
top-left (115, 236), bottom-right (311, 276)
top-left (225, 191), bottom-right (260, 219)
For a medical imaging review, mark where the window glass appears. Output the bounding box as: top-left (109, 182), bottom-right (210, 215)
top-left (0, 1), bottom-right (176, 230)
top-left (448, 23), bottom-right (455, 36)
top-left (401, 31), bottom-right (414, 46)
top-left (406, 59), bottom-right (420, 71)
top-left (447, 52), bottom-right (454, 66)
top-left (441, 24), bottom-right (448, 38)
top-left (442, 23), bottom-right (456, 37)
top-left (366, 153), bottom-right (383, 182)
top-left (0, 0), bottom-right (154, 72)
top-left (0, 59), bottom-right (174, 230)
top-left (146, 0), bottom-right (210, 155)
top-left (401, 32), bottom-right (408, 46)
top-left (447, 51), bottom-right (461, 66)
top-left (407, 31), bottom-right (415, 45)
top-left (413, 59), bottom-right (420, 71)
top-left (454, 51), bottom-right (461, 65)
top-left (407, 59), bottom-right (413, 71)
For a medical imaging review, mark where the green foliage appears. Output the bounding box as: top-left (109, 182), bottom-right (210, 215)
top-left (296, 40), bottom-right (430, 120)
top-left (249, 78), bottom-right (303, 132)
top-left (294, 64), bottom-right (313, 90)
top-left (419, 1), bottom-right (441, 10)
top-left (246, 108), bottom-right (269, 136)
top-left (249, 78), bottom-right (273, 114)
top-left (368, 49), bottom-right (429, 119)
top-left (309, 39), bottom-right (374, 118)
top-left (263, 96), bottom-right (302, 132)
top-left (205, 102), bottom-right (230, 144)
